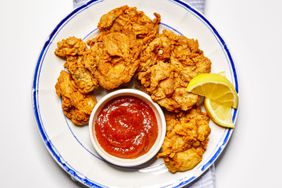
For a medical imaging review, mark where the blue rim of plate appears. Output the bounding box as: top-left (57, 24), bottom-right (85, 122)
top-left (32, 0), bottom-right (239, 187)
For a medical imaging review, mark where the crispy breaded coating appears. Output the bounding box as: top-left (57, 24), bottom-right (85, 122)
top-left (97, 5), bottom-right (160, 45)
top-left (55, 71), bottom-right (97, 126)
top-left (64, 56), bottom-right (99, 94)
top-left (138, 30), bottom-right (212, 112)
top-left (85, 6), bottom-right (161, 90)
top-left (158, 108), bottom-right (211, 173)
top-left (55, 37), bottom-right (87, 58)
top-left (87, 32), bottom-right (140, 90)
top-left (55, 37), bottom-right (99, 94)
top-left (98, 6), bottom-right (129, 30)
top-left (54, 6), bottom-right (162, 125)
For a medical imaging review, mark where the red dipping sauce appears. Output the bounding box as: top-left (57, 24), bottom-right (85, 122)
top-left (94, 96), bottom-right (158, 159)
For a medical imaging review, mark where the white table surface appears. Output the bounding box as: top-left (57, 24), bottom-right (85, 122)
top-left (1, 0), bottom-right (282, 187)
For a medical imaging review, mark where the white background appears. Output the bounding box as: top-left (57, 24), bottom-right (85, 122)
top-left (1, 0), bottom-right (282, 187)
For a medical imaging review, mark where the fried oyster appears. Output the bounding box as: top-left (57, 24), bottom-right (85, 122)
top-left (85, 31), bottom-right (141, 90)
top-left (55, 71), bottom-right (97, 126)
top-left (97, 5), bottom-right (160, 46)
top-left (158, 108), bottom-right (211, 173)
top-left (138, 30), bottom-right (212, 112)
top-left (55, 37), bottom-right (99, 94)
top-left (85, 5), bottom-right (161, 90)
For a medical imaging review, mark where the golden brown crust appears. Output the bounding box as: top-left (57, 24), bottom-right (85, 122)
top-left (55, 37), bottom-right (99, 94)
top-left (87, 32), bottom-right (140, 90)
top-left (158, 108), bottom-right (211, 173)
top-left (97, 6), bottom-right (160, 45)
top-left (88, 7), bottom-right (161, 90)
top-left (55, 71), bottom-right (97, 126)
top-left (137, 30), bottom-right (212, 112)
top-left (64, 56), bottom-right (99, 94)
top-left (55, 37), bottom-right (87, 58)
top-left (54, 6), bottom-right (162, 125)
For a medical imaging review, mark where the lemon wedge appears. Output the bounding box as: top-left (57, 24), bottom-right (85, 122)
top-left (186, 73), bottom-right (238, 128)
top-left (186, 73), bottom-right (238, 108)
top-left (204, 98), bottom-right (234, 128)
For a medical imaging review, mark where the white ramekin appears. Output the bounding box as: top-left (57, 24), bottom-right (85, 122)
top-left (89, 89), bottom-right (166, 167)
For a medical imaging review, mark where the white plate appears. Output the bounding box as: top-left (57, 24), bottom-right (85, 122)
top-left (32, 0), bottom-right (239, 187)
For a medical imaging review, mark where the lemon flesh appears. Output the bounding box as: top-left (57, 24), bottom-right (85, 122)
top-left (204, 98), bottom-right (234, 128)
top-left (186, 73), bottom-right (238, 108)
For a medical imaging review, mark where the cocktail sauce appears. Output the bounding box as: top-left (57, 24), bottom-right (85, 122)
top-left (94, 96), bottom-right (158, 159)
